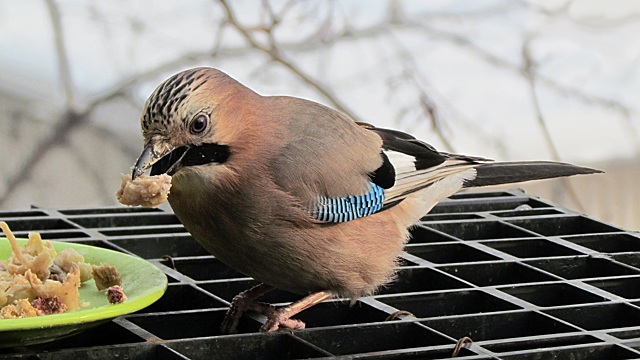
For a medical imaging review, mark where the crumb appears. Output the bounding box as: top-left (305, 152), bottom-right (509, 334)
top-left (2, 223), bottom-right (56, 281)
top-left (31, 296), bottom-right (67, 316)
top-left (48, 263), bottom-right (66, 283)
top-left (0, 222), bottom-right (123, 318)
top-left (116, 173), bottom-right (171, 208)
top-left (106, 285), bottom-right (127, 304)
top-left (54, 248), bottom-right (93, 282)
top-left (28, 266), bottom-right (81, 311)
top-left (92, 263), bottom-right (122, 291)
top-left (0, 299), bottom-right (37, 319)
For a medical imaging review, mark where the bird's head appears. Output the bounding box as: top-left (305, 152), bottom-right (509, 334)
top-left (132, 67), bottom-right (244, 180)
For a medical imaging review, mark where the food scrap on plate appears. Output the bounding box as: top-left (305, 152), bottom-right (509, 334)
top-left (0, 222), bottom-right (126, 319)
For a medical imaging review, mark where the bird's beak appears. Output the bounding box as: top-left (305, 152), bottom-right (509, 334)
top-left (132, 142), bottom-right (188, 180)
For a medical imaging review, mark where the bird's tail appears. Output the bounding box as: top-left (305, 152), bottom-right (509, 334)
top-left (390, 161), bottom-right (601, 228)
top-left (463, 161), bottom-right (602, 188)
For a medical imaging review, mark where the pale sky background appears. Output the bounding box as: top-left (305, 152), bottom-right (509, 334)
top-left (0, 0), bottom-right (639, 228)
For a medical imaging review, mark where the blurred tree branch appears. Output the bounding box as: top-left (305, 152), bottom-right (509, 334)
top-left (522, 36), bottom-right (586, 211)
top-left (0, 0), bottom-right (81, 206)
top-left (217, 0), bottom-right (361, 122)
top-left (1, 0), bottom-right (638, 212)
top-left (522, 37), bottom-right (562, 162)
top-left (44, 0), bottom-right (75, 110)
top-left (410, 19), bottom-right (639, 141)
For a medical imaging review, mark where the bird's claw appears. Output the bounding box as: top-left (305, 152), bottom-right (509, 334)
top-left (220, 297), bottom-right (243, 334)
top-left (221, 293), bottom-right (306, 333)
top-left (221, 287), bottom-right (329, 334)
top-left (260, 308), bottom-right (306, 332)
top-left (221, 293), bottom-right (275, 334)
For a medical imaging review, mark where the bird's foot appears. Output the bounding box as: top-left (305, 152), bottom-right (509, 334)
top-left (260, 291), bottom-right (333, 332)
top-left (260, 307), bottom-right (306, 332)
top-left (221, 293), bottom-right (306, 333)
top-left (221, 283), bottom-right (274, 334)
top-left (221, 286), bottom-right (333, 334)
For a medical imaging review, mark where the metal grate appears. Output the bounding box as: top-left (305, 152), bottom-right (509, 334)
top-left (2, 189), bottom-right (640, 359)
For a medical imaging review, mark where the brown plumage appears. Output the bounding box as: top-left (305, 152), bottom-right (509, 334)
top-left (130, 67), bottom-right (601, 332)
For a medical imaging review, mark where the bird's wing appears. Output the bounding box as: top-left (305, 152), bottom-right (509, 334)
top-left (359, 123), bottom-right (492, 206)
top-left (267, 98), bottom-right (388, 222)
top-left (269, 102), bottom-right (598, 224)
top-left (269, 104), bottom-right (491, 223)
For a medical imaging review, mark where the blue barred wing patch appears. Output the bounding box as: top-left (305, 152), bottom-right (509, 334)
top-left (311, 182), bottom-right (385, 223)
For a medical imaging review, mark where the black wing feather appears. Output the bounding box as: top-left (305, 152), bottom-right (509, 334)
top-left (365, 126), bottom-right (448, 190)
top-left (369, 151), bottom-right (396, 189)
top-left (358, 123), bottom-right (601, 212)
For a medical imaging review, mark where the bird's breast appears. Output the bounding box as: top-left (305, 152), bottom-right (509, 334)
top-left (167, 171), bottom-right (407, 297)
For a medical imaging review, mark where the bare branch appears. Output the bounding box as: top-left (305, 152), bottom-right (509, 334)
top-left (0, 1), bottom-right (85, 206)
top-left (0, 110), bottom-right (85, 205)
top-left (522, 36), bottom-right (587, 212)
top-left (417, 93), bottom-right (454, 152)
top-left (3, 0), bottom-right (634, 219)
top-left (44, 0), bottom-right (75, 110)
top-left (408, 20), bottom-right (638, 136)
top-left (87, 120), bottom-right (141, 157)
top-left (217, 0), bottom-right (362, 122)
top-left (522, 37), bottom-right (562, 162)
top-left (65, 129), bottom-right (116, 204)
top-left (383, 31), bottom-right (454, 152)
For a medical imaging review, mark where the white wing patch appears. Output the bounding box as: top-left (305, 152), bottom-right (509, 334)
top-left (382, 149), bottom-right (486, 204)
top-left (383, 150), bottom-right (416, 174)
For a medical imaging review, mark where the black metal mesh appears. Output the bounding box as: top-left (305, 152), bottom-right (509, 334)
top-left (2, 189), bottom-right (640, 359)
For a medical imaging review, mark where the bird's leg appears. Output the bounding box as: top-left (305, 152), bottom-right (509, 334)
top-left (260, 291), bottom-right (333, 332)
top-left (221, 285), bottom-right (333, 333)
top-left (221, 283), bottom-right (275, 334)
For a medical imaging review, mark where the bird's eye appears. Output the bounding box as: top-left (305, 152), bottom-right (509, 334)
top-left (190, 114), bottom-right (208, 134)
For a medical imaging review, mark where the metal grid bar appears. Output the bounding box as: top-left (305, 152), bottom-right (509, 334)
top-left (2, 189), bottom-right (640, 359)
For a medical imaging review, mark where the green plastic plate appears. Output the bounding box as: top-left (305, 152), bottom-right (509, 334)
top-left (0, 238), bottom-right (167, 347)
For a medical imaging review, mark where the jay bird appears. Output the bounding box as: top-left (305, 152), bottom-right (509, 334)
top-left (130, 67), bottom-right (600, 333)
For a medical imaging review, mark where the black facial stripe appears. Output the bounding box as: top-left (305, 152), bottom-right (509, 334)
top-left (181, 143), bottom-right (231, 168)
